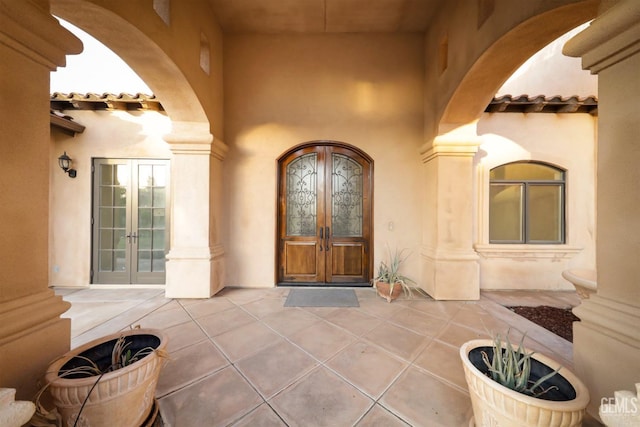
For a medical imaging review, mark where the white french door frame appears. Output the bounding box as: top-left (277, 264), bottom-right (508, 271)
top-left (91, 158), bottom-right (170, 285)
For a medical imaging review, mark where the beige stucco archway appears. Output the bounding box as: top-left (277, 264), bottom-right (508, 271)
top-left (50, 1), bottom-right (228, 298)
top-left (440, 0), bottom-right (599, 127)
top-left (420, 1), bottom-right (599, 300)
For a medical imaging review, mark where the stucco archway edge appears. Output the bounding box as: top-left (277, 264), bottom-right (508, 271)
top-left (439, 0), bottom-right (599, 130)
top-left (50, 0), bottom-right (210, 126)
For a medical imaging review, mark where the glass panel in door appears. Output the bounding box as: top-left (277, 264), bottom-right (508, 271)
top-left (134, 162), bottom-right (168, 283)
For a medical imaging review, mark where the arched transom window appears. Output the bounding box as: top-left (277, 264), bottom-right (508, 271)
top-left (489, 161), bottom-right (565, 244)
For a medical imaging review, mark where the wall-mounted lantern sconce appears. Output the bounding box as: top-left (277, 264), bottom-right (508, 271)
top-left (58, 152), bottom-right (77, 178)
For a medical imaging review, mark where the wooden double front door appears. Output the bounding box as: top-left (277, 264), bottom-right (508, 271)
top-left (278, 143), bottom-right (372, 285)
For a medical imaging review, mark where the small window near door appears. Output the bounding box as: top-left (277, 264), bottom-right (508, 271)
top-left (489, 161), bottom-right (565, 244)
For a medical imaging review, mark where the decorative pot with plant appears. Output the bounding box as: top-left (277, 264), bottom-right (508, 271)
top-left (460, 331), bottom-right (589, 427)
top-left (33, 328), bottom-right (168, 427)
top-left (372, 247), bottom-right (416, 302)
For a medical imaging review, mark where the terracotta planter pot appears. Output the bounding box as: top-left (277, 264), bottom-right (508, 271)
top-left (45, 329), bottom-right (167, 427)
top-left (460, 339), bottom-right (589, 427)
top-left (375, 281), bottom-right (403, 302)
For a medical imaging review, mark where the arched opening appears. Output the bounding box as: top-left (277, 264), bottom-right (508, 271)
top-left (440, 0), bottom-right (599, 128)
top-left (50, 1), bottom-right (209, 125)
top-left (49, 1), bottom-right (220, 295)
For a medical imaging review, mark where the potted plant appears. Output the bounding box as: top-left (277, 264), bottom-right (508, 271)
top-left (459, 331), bottom-right (589, 427)
top-left (32, 328), bottom-right (168, 427)
top-left (372, 247), bottom-right (416, 302)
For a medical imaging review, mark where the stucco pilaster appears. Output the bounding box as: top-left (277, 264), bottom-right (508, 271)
top-left (164, 122), bottom-right (227, 298)
top-left (420, 122), bottom-right (481, 300)
top-left (0, 0), bottom-right (80, 399)
top-left (564, 0), bottom-right (640, 419)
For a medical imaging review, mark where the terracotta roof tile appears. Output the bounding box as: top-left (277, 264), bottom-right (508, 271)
top-left (486, 95), bottom-right (598, 115)
top-left (50, 92), bottom-right (164, 112)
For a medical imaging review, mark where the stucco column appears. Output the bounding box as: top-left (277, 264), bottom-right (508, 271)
top-left (564, 0), bottom-right (640, 419)
top-left (0, 0), bottom-right (81, 399)
top-left (164, 122), bottom-right (227, 298)
top-left (420, 123), bottom-right (481, 300)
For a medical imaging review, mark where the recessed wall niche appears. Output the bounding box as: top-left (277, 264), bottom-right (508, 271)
top-left (153, 0), bottom-right (170, 26)
top-left (438, 33), bottom-right (449, 75)
top-left (477, 0), bottom-right (495, 29)
top-left (200, 32), bottom-right (211, 75)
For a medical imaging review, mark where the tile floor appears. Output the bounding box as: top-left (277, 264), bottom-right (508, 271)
top-left (56, 287), bottom-right (601, 427)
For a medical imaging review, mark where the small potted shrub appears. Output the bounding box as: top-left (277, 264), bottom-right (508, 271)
top-left (372, 247), bottom-right (416, 302)
top-left (33, 328), bottom-right (168, 427)
top-left (460, 331), bottom-right (589, 427)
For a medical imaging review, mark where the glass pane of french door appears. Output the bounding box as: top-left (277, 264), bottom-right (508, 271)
top-left (92, 159), bottom-right (169, 284)
top-left (331, 153), bottom-right (363, 237)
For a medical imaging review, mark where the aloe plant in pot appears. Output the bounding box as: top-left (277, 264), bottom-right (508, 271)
top-left (372, 247), bottom-right (416, 302)
top-left (32, 328), bottom-right (168, 427)
top-left (460, 330), bottom-right (589, 427)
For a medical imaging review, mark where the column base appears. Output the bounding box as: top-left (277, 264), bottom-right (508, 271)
top-left (420, 247), bottom-right (480, 300)
top-left (573, 295), bottom-right (640, 421)
top-left (165, 245), bottom-right (225, 298)
top-left (0, 291), bottom-right (71, 400)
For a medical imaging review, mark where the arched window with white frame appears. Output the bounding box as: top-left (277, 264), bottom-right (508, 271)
top-left (489, 161), bottom-right (565, 244)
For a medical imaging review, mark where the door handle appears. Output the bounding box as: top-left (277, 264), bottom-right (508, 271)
top-left (325, 226), bottom-right (330, 251)
top-left (319, 227), bottom-right (323, 251)
top-left (126, 232), bottom-right (138, 244)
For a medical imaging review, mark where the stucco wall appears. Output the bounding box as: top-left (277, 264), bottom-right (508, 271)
top-left (475, 112), bottom-right (597, 290)
top-left (223, 34), bottom-right (425, 287)
top-left (49, 110), bottom-right (172, 287)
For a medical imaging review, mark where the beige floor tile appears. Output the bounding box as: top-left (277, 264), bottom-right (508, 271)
top-left (413, 339), bottom-right (467, 391)
top-left (158, 366), bottom-right (263, 427)
top-left (436, 322), bottom-right (490, 349)
top-left (388, 307), bottom-right (449, 337)
top-left (156, 340), bottom-right (229, 397)
top-left (357, 297), bottom-right (404, 319)
top-left (182, 297), bottom-right (237, 318)
top-left (213, 321), bottom-right (283, 362)
top-left (235, 339), bottom-right (318, 398)
top-left (196, 306), bottom-right (257, 337)
top-left (63, 300), bottom-right (143, 337)
top-left (326, 340), bottom-right (408, 399)
top-left (380, 366), bottom-right (473, 427)
top-left (299, 305), bottom-right (342, 318)
top-left (356, 404), bottom-right (411, 426)
top-left (354, 287), bottom-right (378, 299)
top-left (261, 308), bottom-right (321, 337)
top-left (363, 322), bottom-right (431, 362)
top-left (230, 403), bottom-right (287, 426)
top-left (163, 320), bottom-right (208, 353)
top-left (406, 299), bottom-right (463, 320)
top-left (136, 303), bottom-right (193, 330)
top-left (241, 297), bottom-right (289, 319)
top-left (288, 320), bottom-right (357, 361)
top-left (269, 366), bottom-right (373, 427)
top-left (324, 308), bottom-right (382, 336)
top-left (450, 304), bottom-right (509, 336)
top-left (220, 287), bottom-right (285, 304)
top-left (60, 288), bottom-right (164, 302)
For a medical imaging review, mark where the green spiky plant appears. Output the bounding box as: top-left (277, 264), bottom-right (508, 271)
top-left (372, 247), bottom-right (416, 298)
top-left (481, 330), bottom-right (561, 398)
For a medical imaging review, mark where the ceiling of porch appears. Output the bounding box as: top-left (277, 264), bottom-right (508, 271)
top-left (207, 0), bottom-right (444, 33)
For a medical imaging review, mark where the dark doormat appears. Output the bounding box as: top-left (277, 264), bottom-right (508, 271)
top-left (284, 288), bottom-right (359, 307)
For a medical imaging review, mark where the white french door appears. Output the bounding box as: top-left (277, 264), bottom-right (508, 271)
top-left (92, 159), bottom-right (170, 284)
